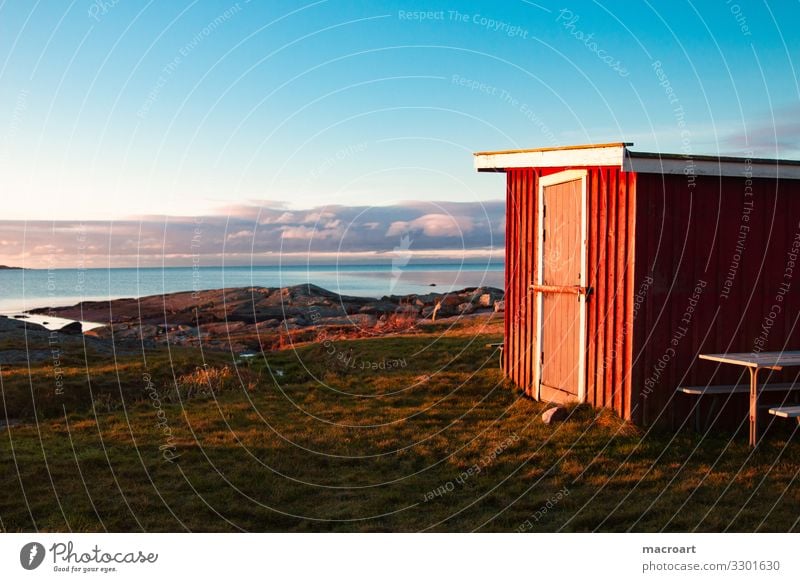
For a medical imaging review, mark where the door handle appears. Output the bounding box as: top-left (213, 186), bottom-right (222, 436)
top-left (531, 284), bottom-right (591, 295)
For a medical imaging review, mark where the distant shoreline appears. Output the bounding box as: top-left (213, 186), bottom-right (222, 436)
top-left (19, 283), bottom-right (505, 351)
top-left (0, 264), bottom-right (505, 314)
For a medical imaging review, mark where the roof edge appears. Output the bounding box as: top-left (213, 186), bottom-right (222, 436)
top-left (473, 142), bottom-right (633, 157)
top-left (627, 150), bottom-right (800, 167)
top-left (474, 142), bottom-right (800, 179)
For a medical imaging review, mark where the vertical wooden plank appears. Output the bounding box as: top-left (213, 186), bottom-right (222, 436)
top-left (614, 169), bottom-right (627, 418)
top-left (625, 171), bottom-right (638, 422)
top-left (666, 172), bottom-right (685, 421)
top-left (633, 173), bottom-right (652, 425)
top-left (504, 170), bottom-right (512, 376)
top-left (585, 169), bottom-right (597, 408)
top-left (603, 168), bottom-right (616, 408)
top-left (528, 168), bottom-right (538, 397)
top-left (596, 169), bottom-right (608, 408)
top-left (592, 168), bottom-right (602, 409)
top-left (639, 174), bottom-right (669, 425)
top-left (507, 170), bottom-right (518, 384)
top-left (512, 170), bottom-right (525, 387)
top-left (517, 169), bottom-right (530, 389)
top-left (523, 168), bottom-right (532, 394)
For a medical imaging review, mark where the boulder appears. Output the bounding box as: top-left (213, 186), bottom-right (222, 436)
top-left (433, 294), bottom-right (464, 317)
top-left (58, 321), bottom-right (83, 335)
top-left (458, 302), bottom-right (476, 315)
top-left (394, 305), bottom-right (420, 317)
top-left (542, 406), bottom-right (568, 425)
top-left (358, 301), bottom-right (397, 315)
top-left (478, 293), bottom-right (494, 307)
top-left (415, 293), bottom-right (440, 305)
top-left (439, 294), bottom-right (462, 307)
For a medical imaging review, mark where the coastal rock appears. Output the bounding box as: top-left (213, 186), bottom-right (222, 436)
top-left (32, 284), bottom-right (505, 350)
top-left (202, 322), bottom-right (247, 335)
top-left (358, 301), bottom-right (398, 315)
top-left (430, 294), bottom-right (461, 318)
top-left (394, 304), bottom-right (420, 316)
top-left (439, 294), bottom-right (462, 307)
top-left (317, 314), bottom-right (377, 328)
top-left (58, 321), bottom-right (83, 335)
top-left (415, 293), bottom-right (440, 305)
top-left (0, 314), bottom-right (136, 363)
top-left (458, 302), bottom-right (476, 315)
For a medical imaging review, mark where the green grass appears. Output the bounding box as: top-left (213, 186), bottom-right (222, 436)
top-left (1, 319), bottom-right (799, 532)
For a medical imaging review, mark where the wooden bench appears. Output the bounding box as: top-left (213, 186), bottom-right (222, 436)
top-left (678, 383), bottom-right (796, 396)
top-left (768, 406), bottom-right (800, 423)
top-left (696, 352), bottom-right (800, 447)
top-left (676, 383), bottom-right (798, 431)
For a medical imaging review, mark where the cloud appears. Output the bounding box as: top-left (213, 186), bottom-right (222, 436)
top-left (226, 229), bottom-right (254, 241)
top-left (722, 104), bottom-right (800, 157)
top-left (0, 199), bottom-right (505, 268)
top-left (260, 211), bottom-right (296, 225)
top-left (303, 210), bottom-right (337, 224)
top-left (280, 225), bottom-right (343, 240)
top-left (386, 213), bottom-right (474, 238)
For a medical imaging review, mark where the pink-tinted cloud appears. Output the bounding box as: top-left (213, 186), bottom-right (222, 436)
top-left (722, 104), bottom-right (800, 157)
top-left (386, 213), bottom-right (474, 238)
top-left (0, 200), bottom-right (504, 268)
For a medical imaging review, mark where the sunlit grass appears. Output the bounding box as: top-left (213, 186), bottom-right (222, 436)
top-left (1, 316), bottom-right (799, 532)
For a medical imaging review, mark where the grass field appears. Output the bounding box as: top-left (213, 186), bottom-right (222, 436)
top-left (2, 315), bottom-right (799, 532)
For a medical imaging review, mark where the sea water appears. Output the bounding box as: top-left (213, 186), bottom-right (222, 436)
top-left (0, 264), bottom-right (504, 313)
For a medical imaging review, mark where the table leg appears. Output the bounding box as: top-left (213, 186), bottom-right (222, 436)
top-left (748, 366), bottom-right (760, 448)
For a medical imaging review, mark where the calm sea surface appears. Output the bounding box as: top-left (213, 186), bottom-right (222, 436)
top-left (0, 264), bottom-right (504, 313)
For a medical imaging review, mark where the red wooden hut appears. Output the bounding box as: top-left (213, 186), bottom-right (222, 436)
top-left (475, 142), bottom-right (800, 426)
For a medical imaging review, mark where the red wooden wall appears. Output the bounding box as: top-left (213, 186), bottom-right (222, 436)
top-left (504, 167), bottom-right (637, 421)
top-left (505, 165), bottom-right (800, 427)
top-left (586, 168), bottom-right (637, 421)
top-left (504, 168), bottom-right (537, 396)
top-left (631, 172), bottom-right (800, 426)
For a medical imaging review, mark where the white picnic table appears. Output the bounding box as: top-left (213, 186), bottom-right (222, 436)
top-left (699, 351), bottom-right (800, 447)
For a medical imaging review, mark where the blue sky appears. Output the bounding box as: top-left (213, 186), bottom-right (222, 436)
top-left (0, 0), bottom-right (798, 264)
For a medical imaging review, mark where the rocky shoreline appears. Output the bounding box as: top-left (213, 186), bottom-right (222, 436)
top-left (25, 284), bottom-right (504, 353)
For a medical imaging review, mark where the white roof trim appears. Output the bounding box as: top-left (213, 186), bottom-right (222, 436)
top-left (474, 144), bottom-right (800, 179)
top-left (474, 145), bottom-right (625, 172)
